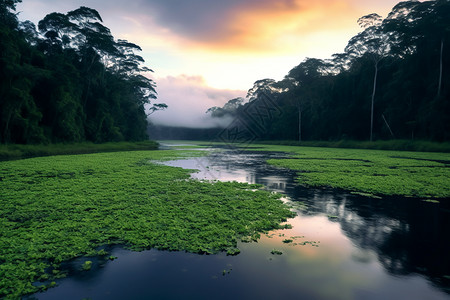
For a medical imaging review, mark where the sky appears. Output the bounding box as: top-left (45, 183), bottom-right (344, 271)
top-left (16, 0), bottom-right (402, 128)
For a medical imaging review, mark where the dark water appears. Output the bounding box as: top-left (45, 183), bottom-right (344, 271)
top-left (31, 145), bottom-right (450, 300)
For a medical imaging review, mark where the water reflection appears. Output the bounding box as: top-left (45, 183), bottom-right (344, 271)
top-left (32, 147), bottom-right (450, 299)
top-left (164, 148), bottom-right (450, 294)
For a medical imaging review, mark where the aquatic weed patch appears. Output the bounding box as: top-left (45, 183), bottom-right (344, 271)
top-left (0, 150), bottom-right (294, 298)
top-left (257, 145), bottom-right (450, 198)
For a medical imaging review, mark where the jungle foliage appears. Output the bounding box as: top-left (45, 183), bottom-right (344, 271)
top-left (0, 150), bottom-right (295, 298)
top-left (0, 1), bottom-right (165, 144)
top-left (207, 0), bottom-right (450, 142)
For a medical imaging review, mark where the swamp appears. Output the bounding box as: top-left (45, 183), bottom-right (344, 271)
top-left (1, 142), bottom-right (449, 299)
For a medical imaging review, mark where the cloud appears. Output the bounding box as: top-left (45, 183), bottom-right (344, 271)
top-left (17, 0), bottom-right (372, 53)
top-left (148, 75), bottom-right (245, 128)
top-left (138, 0), bottom-right (360, 53)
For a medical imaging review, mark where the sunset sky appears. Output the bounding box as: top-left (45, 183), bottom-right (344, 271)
top-left (17, 0), bottom-right (402, 128)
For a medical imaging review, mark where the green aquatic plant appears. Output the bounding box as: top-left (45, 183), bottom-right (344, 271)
top-left (0, 150), bottom-right (294, 298)
top-left (271, 249), bottom-right (283, 255)
top-left (82, 261), bottom-right (92, 271)
top-left (251, 145), bottom-right (450, 198)
top-left (422, 199), bottom-right (440, 204)
top-left (226, 248), bottom-right (241, 256)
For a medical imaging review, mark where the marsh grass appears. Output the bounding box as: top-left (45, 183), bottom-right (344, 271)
top-left (256, 145), bottom-right (450, 198)
top-left (0, 150), bottom-right (295, 298)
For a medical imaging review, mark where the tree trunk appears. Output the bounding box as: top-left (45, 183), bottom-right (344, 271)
top-left (370, 61), bottom-right (379, 142)
top-left (437, 38), bottom-right (444, 99)
top-left (298, 105), bottom-right (302, 142)
top-left (382, 114), bottom-right (395, 139)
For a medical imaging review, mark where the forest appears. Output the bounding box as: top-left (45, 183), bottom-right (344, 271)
top-left (206, 0), bottom-right (450, 142)
top-left (2, 0), bottom-right (449, 145)
top-left (0, 0), bottom-right (165, 144)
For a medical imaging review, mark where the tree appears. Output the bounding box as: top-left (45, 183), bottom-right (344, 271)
top-left (0, 0), bottom-right (21, 29)
top-left (246, 78), bottom-right (278, 102)
top-left (286, 58), bottom-right (334, 141)
top-left (1, 4), bottom-right (164, 144)
top-left (206, 97), bottom-right (244, 118)
top-left (346, 13), bottom-right (391, 141)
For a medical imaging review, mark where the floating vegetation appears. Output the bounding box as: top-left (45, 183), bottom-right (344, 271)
top-left (0, 150), bottom-right (295, 298)
top-left (295, 241), bottom-right (320, 247)
top-left (280, 236), bottom-right (320, 248)
top-left (226, 248), bottom-right (241, 256)
top-left (287, 201), bottom-right (307, 211)
top-left (240, 236), bottom-right (253, 243)
top-left (422, 199), bottom-right (440, 204)
top-left (271, 249), bottom-right (283, 255)
top-left (350, 192), bottom-right (382, 199)
top-left (222, 266), bottom-right (233, 276)
top-left (278, 224), bottom-right (293, 230)
top-left (258, 145), bottom-right (450, 198)
top-left (82, 261), bottom-right (92, 271)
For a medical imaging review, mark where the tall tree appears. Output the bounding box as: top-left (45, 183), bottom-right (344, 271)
top-left (346, 13), bottom-right (392, 141)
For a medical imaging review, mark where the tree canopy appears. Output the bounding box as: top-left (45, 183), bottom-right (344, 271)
top-left (207, 0), bottom-right (450, 142)
top-left (0, 3), bottom-right (166, 144)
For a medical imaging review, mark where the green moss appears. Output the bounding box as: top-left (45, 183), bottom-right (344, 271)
top-left (251, 145), bottom-right (450, 198)
top-left (0, 150), bottom-right (294, 298)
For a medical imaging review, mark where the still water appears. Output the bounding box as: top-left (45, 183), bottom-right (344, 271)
top-left (33, 145), bottom-right (450, 300)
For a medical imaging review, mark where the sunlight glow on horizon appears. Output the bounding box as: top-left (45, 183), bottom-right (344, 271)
top-left (16, 0), bottom-right (402, 126)
top-left (17, 0), bottom-right (400, 90)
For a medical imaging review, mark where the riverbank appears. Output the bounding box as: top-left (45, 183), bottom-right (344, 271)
top-left (254, 140), bottom-right (450, 153)
top-left (157, 139), bottom-right (450, 153)
top-left (0, 141), bottom-right (159, 161)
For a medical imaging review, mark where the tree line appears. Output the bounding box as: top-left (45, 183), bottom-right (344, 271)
top-left (207, 0), bottom-right (450, 142)
top-left (0, 0), bottom-right (166, 144)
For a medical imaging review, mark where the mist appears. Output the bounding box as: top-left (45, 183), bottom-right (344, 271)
top-left (147, 75), bottom-right (244, 129)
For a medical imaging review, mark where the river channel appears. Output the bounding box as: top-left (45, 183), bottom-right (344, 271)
top-left (32, 144), bottom-right (450, 300)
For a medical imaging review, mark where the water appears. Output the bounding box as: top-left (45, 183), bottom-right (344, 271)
top-left (31, 146), bottom-right (450, 300)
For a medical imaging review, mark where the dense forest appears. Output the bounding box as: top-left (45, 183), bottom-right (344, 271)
top-left (2, 0), bottom-right (449, 144)
top-left (0, 0), bottom-right (165, 144)
top-left (207, 0), bottom-right (450, 142)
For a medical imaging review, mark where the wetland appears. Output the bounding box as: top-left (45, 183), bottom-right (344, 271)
top-left (1, 142), bottom-right (450, 299)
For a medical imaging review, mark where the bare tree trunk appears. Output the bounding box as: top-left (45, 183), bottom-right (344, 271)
top-left (3, 110), bottom-right (13, 144)
top-left (370, 61), bottom-right (379, 142)
top-left (298, 105), bottom-right (302, 142)
top-left (437, 38), bottom-right (444, 99)
top-left (382, 114), bottom-right (395, 139)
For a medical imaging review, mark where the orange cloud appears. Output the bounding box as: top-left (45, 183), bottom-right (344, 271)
top-left (181, 0), bottom-right (358, 53)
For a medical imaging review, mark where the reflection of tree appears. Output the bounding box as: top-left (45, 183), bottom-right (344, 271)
top-left (298, 189), bottom-right (450, 292)
top-left (202, 150), bottom-right (450, 293)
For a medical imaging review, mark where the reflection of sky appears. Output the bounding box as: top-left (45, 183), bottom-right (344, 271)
top-left (162, 157), bottom-right (255, 183)
top-left (37, 150), bottom-right (450, 299)
top-left (158, 151), bottom-right (450, 300)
